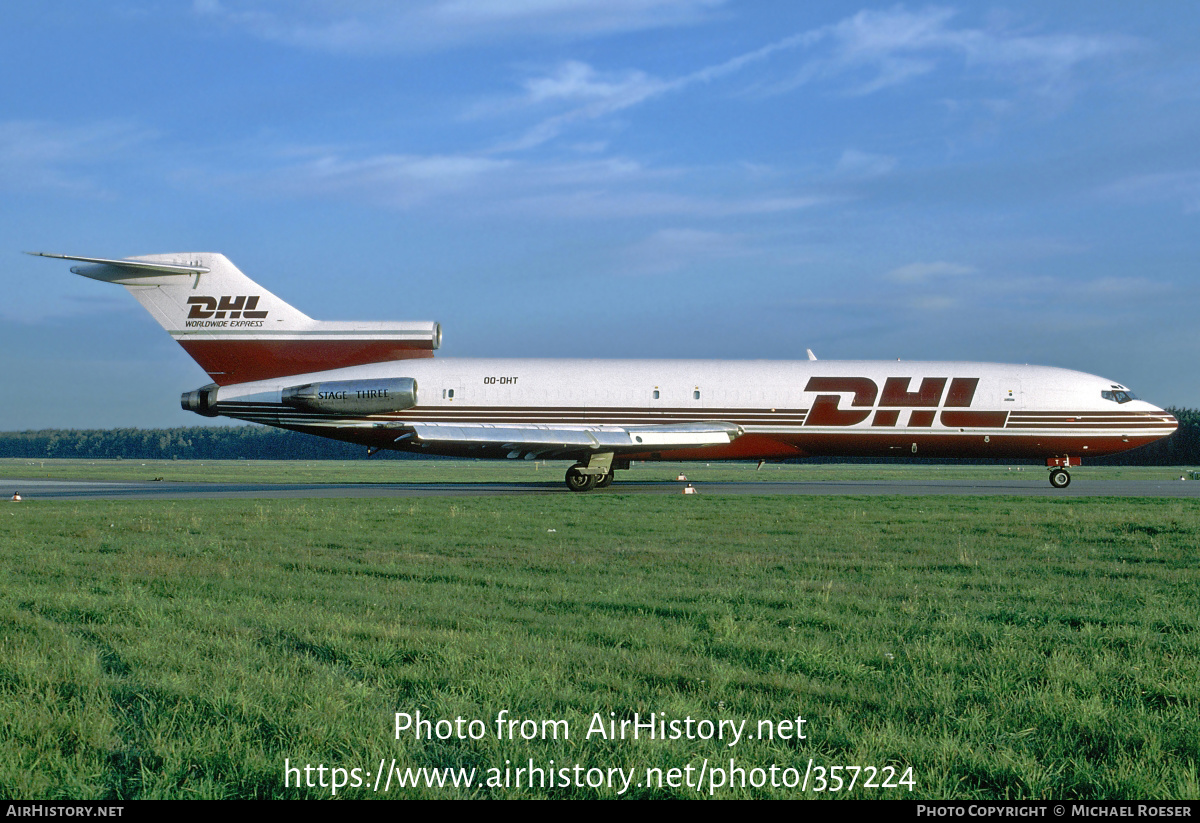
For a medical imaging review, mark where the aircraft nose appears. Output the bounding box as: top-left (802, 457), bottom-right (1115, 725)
top-left (1150, 406), bottom-right (1179, 432)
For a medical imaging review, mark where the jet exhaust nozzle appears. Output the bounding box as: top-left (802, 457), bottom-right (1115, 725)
top-left (181, 383), bottom-right (220, 417)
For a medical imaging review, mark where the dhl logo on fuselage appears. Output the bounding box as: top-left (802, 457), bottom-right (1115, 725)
top-left (804, 377), bottom-right (1007, 428)
top-left (186, 296), bottom-right (268, 320)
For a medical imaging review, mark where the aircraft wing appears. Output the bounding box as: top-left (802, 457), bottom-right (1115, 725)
top-left (394, 421), bottom-right (742, 455)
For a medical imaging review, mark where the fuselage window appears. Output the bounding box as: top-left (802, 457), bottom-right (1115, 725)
top-left (693, 390), bottom-right (700, 400)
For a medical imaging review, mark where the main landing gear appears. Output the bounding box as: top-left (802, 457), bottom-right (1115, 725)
top-left (565, 452), bottom-right (621, 492)
top-left (565, 464), bottom-right (599, 492)
top-left (1046, 456), bottom-right (1081, 489)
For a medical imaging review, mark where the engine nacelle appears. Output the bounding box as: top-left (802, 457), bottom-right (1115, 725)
top-left (281, 377), bottom-right (418, 414)
top-left (181, 383), bottom-right (220, 417)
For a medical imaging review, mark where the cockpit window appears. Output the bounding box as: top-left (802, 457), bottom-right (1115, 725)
top-left (1101, 390), bottom-right (1136, 404)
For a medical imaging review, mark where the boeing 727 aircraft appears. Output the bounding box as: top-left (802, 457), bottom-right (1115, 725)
top-left (32, 251), bottom-right (1178, 490)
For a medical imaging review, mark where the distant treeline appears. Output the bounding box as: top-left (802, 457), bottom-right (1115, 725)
top-left (0, 426), bottom-right (411, 461)
top-left (1, 408), bottom-right (1197, 464)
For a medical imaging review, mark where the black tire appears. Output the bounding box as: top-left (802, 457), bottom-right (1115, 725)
top-left (1049, 468), bottom-right (1071, 488)
top-left (595, 472), bottom-right (614, 489)
top-left (566, 464), bottom-right (597, 492)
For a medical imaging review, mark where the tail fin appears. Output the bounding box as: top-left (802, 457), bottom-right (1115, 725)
top-left (30, 252), bottom-right (440, 385)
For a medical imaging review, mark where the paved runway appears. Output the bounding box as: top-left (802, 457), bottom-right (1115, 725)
top-left (7, 476), bottom-right (1200, 500)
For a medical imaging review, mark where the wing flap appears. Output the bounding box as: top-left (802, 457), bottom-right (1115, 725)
top-left (402, 421), bottom-right (742, 452)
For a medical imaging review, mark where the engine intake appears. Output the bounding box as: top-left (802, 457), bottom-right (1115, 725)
top-left (282, 377), bottom-right (418, 414)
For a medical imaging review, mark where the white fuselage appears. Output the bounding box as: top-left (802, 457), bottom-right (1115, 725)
top-left (207, 357), bottom-right (1177, 462)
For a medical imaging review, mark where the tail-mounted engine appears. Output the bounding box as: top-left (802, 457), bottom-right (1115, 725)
top-left (181, 383), bottom-right (220, 417)
top-left (281, 377), bottom-right (418, 414)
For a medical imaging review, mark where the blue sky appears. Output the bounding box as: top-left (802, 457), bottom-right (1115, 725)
top-left (3, 1), bottom-right (1198, 428)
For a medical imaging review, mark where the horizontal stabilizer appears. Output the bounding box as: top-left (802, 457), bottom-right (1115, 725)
top-left (26, 252), bottom-right (210, 275)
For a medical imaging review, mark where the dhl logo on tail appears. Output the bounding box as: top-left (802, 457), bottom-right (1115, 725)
top-left (186, 296), bottom-right (269, 320)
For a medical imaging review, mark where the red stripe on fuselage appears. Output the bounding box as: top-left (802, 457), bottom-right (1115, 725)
top-left (178, 340), bottom-right (434, 384)
top-left (264, 421), bottom-right (1169, 463)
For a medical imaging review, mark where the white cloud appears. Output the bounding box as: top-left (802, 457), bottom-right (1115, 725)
top-left (762, 6), bottom-right (1136, 98)
top-left (834, 149), bottom-right (897, 178)
top-left (523, 61), bottom-right (658, 105)
top-left (906, 294), bottom-right (958, 312)
top-left (494, 7), bottom-right (1135, 152)
top-left (0, 120), bottom-right (151, 195)
top-left (196, 5), bottom-right (1139, 160)
top-left (1078, 276), bottom-right (1170, 298)
top-left (238, 151), bottom-right (513, 208)
top-left (503, 190), bottom-right (825, 220)
top-left (193, 0), bottom-right (726, 53)
top-left (617, 228), bottom-right (748, 276)
top-left (213, 143), bottom-right (827, 220)
top-left (493, 61), bottom-right (670, 151)
top-left (1099, 170), bottom-right (1200, 214)
top-left (886, 261), bottom-right (976, 283)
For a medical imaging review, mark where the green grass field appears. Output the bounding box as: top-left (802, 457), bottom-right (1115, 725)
top-left (0, 456), bottom-right (1192, 486)
top-left (1, 462), bottom-right (1198, 798)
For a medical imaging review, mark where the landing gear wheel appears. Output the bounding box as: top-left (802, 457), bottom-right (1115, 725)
top-left (565, 464), bottom-right (597, 492)
top-left (1049, 468), bottom-right (1071, 489)
top-left (594, 471), bottom-right (614, 489)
